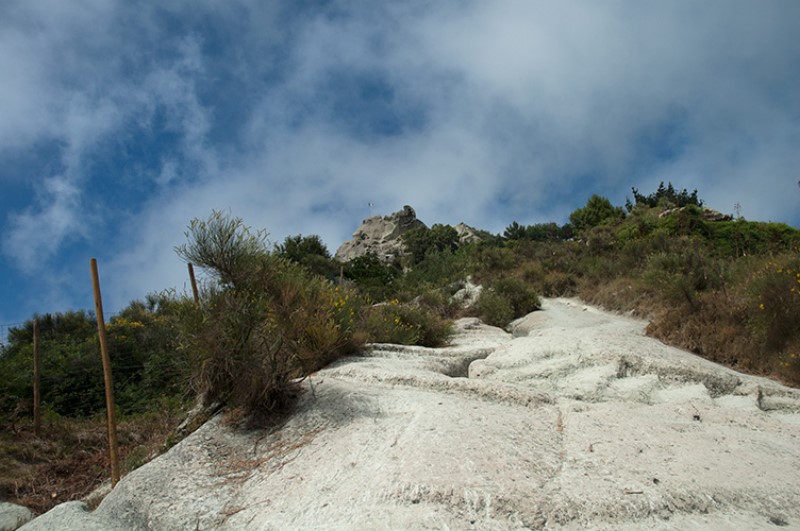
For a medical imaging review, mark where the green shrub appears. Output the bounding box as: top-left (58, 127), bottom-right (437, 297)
top-left (640, 239), bottom-right (721, 309)
top-left (492, 277), bottom-right (541, 316)
top-left (470, 245), bottom-right (517, 281)
top-left (176, 212), bottom-right (361, 421)
top-left (569, 194), bottom-right (625, 233)
top-left (658, 204), bottom-right (709, 237)
top-left (475, 290), bottom-right (514, 328)
top-left (343, 253), bottom-right (400, 301)
top-left (474, 277), bottom-right (541, 328)
top-left (175, 209), bottom-right (270, 288)
top-left (275, 234), bottom-right (338, 279)
top-left (398, 248), bottom-right (469, 292)
top-left (362, 300), bottom-right (453, 347)
top-left (402, 224), bottom-right (460, 264)
top-left (411, 288), bottom-right (463, 319)
top-left (0, 303), bottom-right (188, 419)
top-left (708, 220), bottom-right (800, 257)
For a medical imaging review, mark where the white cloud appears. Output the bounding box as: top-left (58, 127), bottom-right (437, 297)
top-left (0, 7), bottom-right (215, 271)
top-left (2, 0), bottom-right (800, 316)
top-left (4, 175), bottom-right (85, 269)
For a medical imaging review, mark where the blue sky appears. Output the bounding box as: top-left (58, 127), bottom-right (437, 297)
top-left (1, 0), bottom-right (800, 330)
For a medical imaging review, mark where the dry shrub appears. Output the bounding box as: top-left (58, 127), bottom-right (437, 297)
top-left (541, 271), bottom-right (577, 297)
top-left (646, 290), bottom-right (759, 373)
top-left (748, 256), bottom-right (800, 352)
top-left (579, 276), bottom-right (650, 315)
top-left (646, 256), bottom-right (800, 380)
top-left (520, 263), bottom-right (545, 285)
top-left (777, 337), bottom-right (800, 386)
top-left (362, 300), bottom-right (453, 347)
top-left (1, 408), bottom-right (184, 515)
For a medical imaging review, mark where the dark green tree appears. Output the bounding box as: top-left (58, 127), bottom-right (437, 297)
top-left (630, 181), bottom-right (703, 210)
top-left (569, 195), bottom-right (625, 233)
top-left (503, 222), bottom-right (527, 240)
top-left (344, 253), bottom-right (400, 300)
top-left (403, 224), bottom-right (459, 264)
top-left (275, 234), bottom-right (337, 278)
top-left (505, 222), bottom-right (574, 241)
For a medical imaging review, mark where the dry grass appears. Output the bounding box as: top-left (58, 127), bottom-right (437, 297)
top-left (0, 409), bottom-right (185, 515)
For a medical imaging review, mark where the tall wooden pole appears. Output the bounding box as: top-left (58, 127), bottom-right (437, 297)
top-left (188, 263), bottom-right (200, 306)
top-left (33, 319), bottom-right (41, 437)
top-left (90, 258), bottom-right (120, 487)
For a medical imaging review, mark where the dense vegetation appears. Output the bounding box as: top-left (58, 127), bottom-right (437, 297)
top-left (1, 182), bottom-right (798, 513)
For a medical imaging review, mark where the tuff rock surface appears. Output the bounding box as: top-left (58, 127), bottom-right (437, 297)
top-left (0, 503), bottom-right (33, 531)
top-left (21, 299), bottom-right (800, 530)
top-left (334, 205), bottom-right (426, 262)
top-left (454, 223), bottom-right (484, 245)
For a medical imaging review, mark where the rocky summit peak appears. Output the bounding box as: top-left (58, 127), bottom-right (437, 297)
top-left (334, 205), bottom-right (427, 262)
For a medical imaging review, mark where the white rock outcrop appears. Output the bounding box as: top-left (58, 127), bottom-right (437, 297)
top-left (0, 503), bottom-right (33, 531)
top-left (334, 205), bottom-right (426, 262)
top-left (454, 222), bottom-right (484, 245)
top-left (334, 206), bottom-right (485, 263)
top-left (22, 299), bottom-right (800, 530)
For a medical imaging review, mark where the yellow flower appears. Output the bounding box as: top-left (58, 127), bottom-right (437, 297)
top-left (759, 303), bottom-right (765, 310)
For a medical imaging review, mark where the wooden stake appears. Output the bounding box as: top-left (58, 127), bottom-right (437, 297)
top-left (33, 319), bottom-right (41, 437)
top-left (90, 258), bottom-right (121, 487)
top-left (188, 263), bottom-right (200, 306)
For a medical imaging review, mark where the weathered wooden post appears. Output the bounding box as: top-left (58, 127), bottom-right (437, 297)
top-left (33, 319), bottom-right (41, 437)
top-left (90, 258), bottom-right (121, 487)
top-left (188, 263), bottom-right (200, 306)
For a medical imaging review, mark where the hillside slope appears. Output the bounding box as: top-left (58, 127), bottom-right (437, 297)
top-left (21, 299), bottom-right (800, 530)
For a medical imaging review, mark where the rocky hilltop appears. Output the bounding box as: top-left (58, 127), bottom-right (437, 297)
top-left (335, 205), bottom-right (485, 263)
top-left (20, 299), bottom-right (800, 530)
top-left (334, 205), bottom-right (426, 262)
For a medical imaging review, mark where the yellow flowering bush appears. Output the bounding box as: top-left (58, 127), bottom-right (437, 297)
top-left (330, 286), bottom-right (362, 336)
top-left (362, 299), bottom-right (453, 347)
top-left (749, 255), bottom-right (800, 374)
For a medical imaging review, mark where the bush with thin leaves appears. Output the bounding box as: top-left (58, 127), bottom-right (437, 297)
top-left (175, 210), bottom-right (269, 288)
top-left (175, 212), bottom-right (362, 422)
